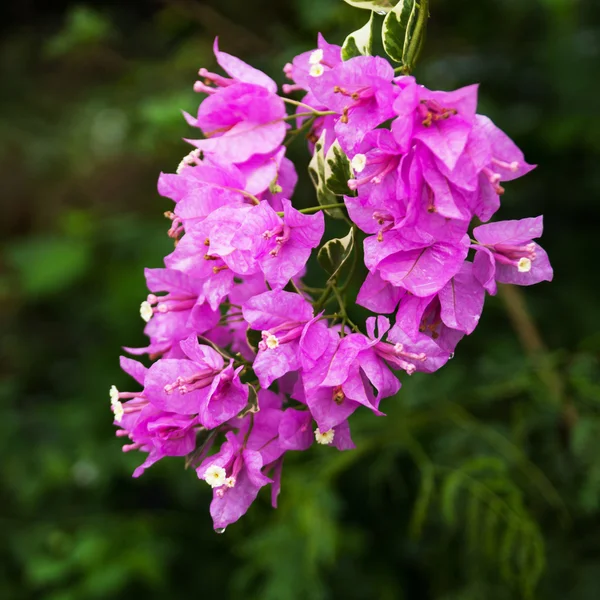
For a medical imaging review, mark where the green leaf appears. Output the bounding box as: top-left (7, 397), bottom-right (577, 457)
top-left (324, 140), bottom-right (353, 195)
top-left (441, 469), bottom-right (463, 526)
top-left (437, 458), bottom-right (546, 595)
top-left (410, 465), bottom-right (435, 539)
top-left (382, 0), bottom-right (421, 64)
top-left (246, 383), bottom-right (259, 411)
top-left (308, 132), bottom-right (345, 219)
top-left (7, 236), bottom-right (91, 297)
top-left (341, 11), bottom-right (376, 60)
top-left (44, 6), bottom-right (111, 58)
top-left (317, 228), bottom-right (355, 281)
top-left (246, 328), bottom-right (262, 353)
top-left (343, 0), bottom-right (395, 12)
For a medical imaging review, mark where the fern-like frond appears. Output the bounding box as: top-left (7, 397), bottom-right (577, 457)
top-left (437, 457), bottom-right (546, 598)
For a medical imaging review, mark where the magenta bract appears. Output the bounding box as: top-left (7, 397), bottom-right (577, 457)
top-left (111, 34), bottom-right (552, 531)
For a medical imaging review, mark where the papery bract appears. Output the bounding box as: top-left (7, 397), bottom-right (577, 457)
top-left (283, 33), bottom-right (342, 94)
top-left (472, 217), bottom-right (552, 294)
top-left (234, 199), bottom-right (324, 290)
top-left (310, 55), bottom-right (397, 151)
top-left (144, 335), bottom-right (248, 429)
top-left (243, 290), bottom-right (323, 388)
top-left (112, 31), bottom-right (553, 533)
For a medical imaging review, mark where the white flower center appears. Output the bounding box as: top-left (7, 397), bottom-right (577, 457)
top-left (517, 257), bottom-right (532, 273)
top-left (351, 153), bottom-right (367, 174)
top-left (309, 49), bottom-right (324, 65)
top-left (265, 334), bottom-right (279, 349)
top-left (315, 428), bottom-right (335, 445)
top-left (140, 301), bottom-right (153, 322)
top-left (204, 465), bottom-right (227, 488)
top-left (309, 64), bottom-right (325, 78)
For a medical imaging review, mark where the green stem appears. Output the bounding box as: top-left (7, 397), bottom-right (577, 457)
top-left (222, 302), bottom-right (242, 309)
top-left (301, 284), bottom-right (325, 293)
top-left (286, 278), bottom-right (304, 296)
top-left (332, 285), bottom-right (359, 333)
top-left (498, 285), bottom-right (566, 407)
top-left (300, 203), bottom-right (346, 215)
top-left (276, 203), bottom-right (346, 217)
top-left (242, 412), bottom-right (255, 447)
top-left (314, 281), bottom-right (335, 311)
top-left (283, 110), bottom-right (337, 147)
top-left (282, 111), bottom-right (337, 122)
top-left (218, 318), bottom-right (245, 325)
top-left (281, 97), bottom-right (321, 111)
top-left (284, 116), bottom-right (316, 147)
top-left (197, 335), bottom-right (234, 360)
top-left (196, 335), bottom-right (251, 368)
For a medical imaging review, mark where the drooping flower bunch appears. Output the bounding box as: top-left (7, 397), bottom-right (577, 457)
top-left (110, 14), bottom-right (552, 532)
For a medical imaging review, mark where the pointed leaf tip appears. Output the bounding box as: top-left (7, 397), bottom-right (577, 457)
top-left (341, 12), bottom-right (376, 61)
top-left (324, 140), bottom-right (353, 196)
top-left (382, 0), bottom-right (425, 68)
top-left (343, 0), bottom-right (395, 12)
top-left (317, 227), bottom-right (355, 281)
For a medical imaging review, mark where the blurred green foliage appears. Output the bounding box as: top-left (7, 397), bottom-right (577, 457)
top-left (1, 0), bottom-right (600, 598)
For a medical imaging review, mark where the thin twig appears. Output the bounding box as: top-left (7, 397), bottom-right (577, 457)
top-left (498, 285), bottom-right (573, 422)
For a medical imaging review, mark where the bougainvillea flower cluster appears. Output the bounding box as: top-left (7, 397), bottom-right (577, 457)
top-left (111, 31), bottom-right (552, 531)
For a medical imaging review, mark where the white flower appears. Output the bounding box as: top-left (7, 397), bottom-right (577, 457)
top-left (204, 465), bottom-right (227, 488)
top-left (517, 257), bottom-right (532, 273)
top-left (315, 428), bottom-right (335, 445)
top-left (110, 386), bottom-right (124, 422)
top-left (177, 149), bottom-right (201, 173)
top-left (140, 301), bottom-right (153, 322)
top-left (309, 49), bottom-right (324, 65)
top-left (265, 333), bottom-right (279, 349)
top-left (224, 476), bottom-right (236, 488)
top-left (109, 385), bottom-right (119, 404)
top-left (112, 399), bottom-right (124, 423)
top-left (351, 153), bottom-right (367, 174)
top-left (309, 64), bottom-right (325, 78)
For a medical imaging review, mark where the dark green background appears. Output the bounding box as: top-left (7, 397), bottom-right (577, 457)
top-left (2, 0), bottom-right (600, 598)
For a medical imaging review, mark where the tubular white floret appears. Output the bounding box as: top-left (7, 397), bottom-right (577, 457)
top-left (265, 333), bottom-right (280, 349)
top-left (176, 148), bottom-right (202, 174)
top-left (517, 257), bottom-right (532, 273)
top-left (111, 398), bottom-right (124, 423)
top-left (109, 385), bottom-right (124, 423)
top-left (309, 49), bottom-right (324, 65)
top-left (351, 153), bottom-right (367, 174)
top-left (309, 64), bottom-right (325, 78)
top-left (315, 428), bottom-right (335, 445)
top-left (140, 301), bottom-right (153, 322)
top-left (110, 385), bottom-right (119, 404)
top-left (204, 465), bottom-right (227, 488)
